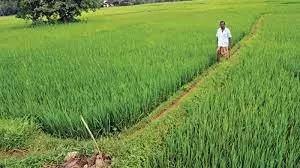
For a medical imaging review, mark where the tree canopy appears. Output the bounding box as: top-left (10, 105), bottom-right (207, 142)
top-left (16, 0), bottom-right (99, 23)
top-left (0, 0), bottom-right (18, 16)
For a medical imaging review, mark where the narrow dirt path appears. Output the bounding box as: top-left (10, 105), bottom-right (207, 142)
top-left (0, 149), bottom-right (28, 159)
top-left (127, 14), bottom-right (266, 137)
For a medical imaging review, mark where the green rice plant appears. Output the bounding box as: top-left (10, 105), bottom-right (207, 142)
top-left (144, 10), bottom-right (300, 168)
top-left (0, 1), bottom-right (261, 137)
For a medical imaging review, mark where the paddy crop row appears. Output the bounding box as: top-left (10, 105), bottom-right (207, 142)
top-left (145, 12), bottom-right (300, 168)
top-left (0, 2), bottom-right (259, 137)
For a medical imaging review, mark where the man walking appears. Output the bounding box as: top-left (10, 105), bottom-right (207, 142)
top-left (216, 21), bottom-right (232, 61)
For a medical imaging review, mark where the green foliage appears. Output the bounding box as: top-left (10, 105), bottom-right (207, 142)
top-left (0, 1), bottom-right (259, 138)
top-left (1, 1), bottom-right (300, 167)
top-left (3, 153), bottom-right (65, 168)
top-left (16, 0), bottom-right (98, 23)
top-left (0, 0), bottom-right (18, 16)
top-left (145, 11), bottom-right (300, 168)
top-left (1, 135), bottom-right (96, 167)
top-left (0, 119), bottom-right (37, 150)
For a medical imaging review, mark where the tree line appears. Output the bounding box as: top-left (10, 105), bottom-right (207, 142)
top-left (0, 0), bottom-right (18, 16)
top-left (0, 0), bottom-right (187, 23)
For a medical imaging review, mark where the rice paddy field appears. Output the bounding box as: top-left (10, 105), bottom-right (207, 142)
top-left (0, 0), bottom-right (299, 167)
top-left (146, 13), bottom-right (300, 168)
top-left (0, 0), bottom-right (260, 137)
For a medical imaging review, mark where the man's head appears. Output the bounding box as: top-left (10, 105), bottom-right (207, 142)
top-left (220, 21), bottom-right (225, 29)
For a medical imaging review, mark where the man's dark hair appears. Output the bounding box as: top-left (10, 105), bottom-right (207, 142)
top-left (220, 21), bottom-right (225, 24)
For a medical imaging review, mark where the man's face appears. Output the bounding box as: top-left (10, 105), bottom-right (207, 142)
top-left (220, 22), bottom-right (225, 29)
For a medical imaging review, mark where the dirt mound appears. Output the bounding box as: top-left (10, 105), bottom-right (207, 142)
top-left (47, 152), bottom-right (111, 168)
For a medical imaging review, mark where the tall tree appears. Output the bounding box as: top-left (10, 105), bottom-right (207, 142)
top-left (16, 0), bottom-right (99, 23)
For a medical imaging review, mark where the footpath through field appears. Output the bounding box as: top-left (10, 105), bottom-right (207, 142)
top-left (126, 14), bottom-right (265, 138)
top-left (1, 14), bottom-right (267, 168)
top-left (105, 14), bottom-right (267, 167)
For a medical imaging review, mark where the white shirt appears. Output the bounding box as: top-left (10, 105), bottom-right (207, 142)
top-left (216, 27), bottom-right (232, 47)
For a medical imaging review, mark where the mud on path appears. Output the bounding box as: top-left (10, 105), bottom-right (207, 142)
top-left (0, 149), bottom-right (28, 159)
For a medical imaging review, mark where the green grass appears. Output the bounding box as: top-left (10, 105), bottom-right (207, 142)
top-left (1, 0), bottom-right (299, 167)
top-left (145, 5), bottom-right (300, 168)
top-left (0, 0), bottom-right (261, 138)
top-left (0, 119), bottom-right (36, 151)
